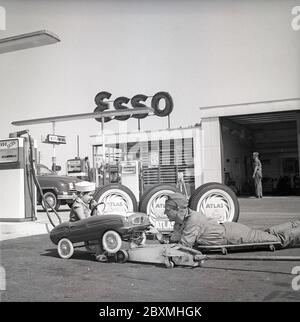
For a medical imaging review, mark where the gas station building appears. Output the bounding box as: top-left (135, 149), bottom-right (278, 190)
top-left (91, 98), bottom-right (300, 197)
top-left (200, 98), bottom-right (300, 195)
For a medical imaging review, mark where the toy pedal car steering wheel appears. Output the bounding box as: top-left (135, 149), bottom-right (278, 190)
top-left (90, 201), bottom-right (106, 216)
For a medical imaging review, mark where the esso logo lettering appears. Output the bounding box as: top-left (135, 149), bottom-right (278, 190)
top-left (94, 91), bottom-right (173, 123)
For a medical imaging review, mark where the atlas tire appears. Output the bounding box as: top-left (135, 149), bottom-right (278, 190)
top-left (189, 183), bottom-right (239, 222)
top-left (93, 183), bottom-right (138, 213)
top-left (139, 184), bottom-right (181, 230)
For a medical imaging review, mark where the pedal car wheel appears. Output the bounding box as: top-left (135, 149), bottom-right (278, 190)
top-left (57, 238), bottom-right (74, 259)
top-left (102, 230), bottom-right (122, 253)
top-left (115, 250), bottom-right (129, 263)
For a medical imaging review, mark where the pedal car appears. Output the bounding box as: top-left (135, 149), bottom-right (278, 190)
top-left (50, 212), bottom-right (150, 259)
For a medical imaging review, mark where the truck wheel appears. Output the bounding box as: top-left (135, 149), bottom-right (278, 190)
top-left (189, 183), bottom-right (239, 222)
top-left (139, 184), bottom-right (181, 231)
top-left (42, 191), bottom-right (61, 211)
top-left (57, 238), bottom-right (74, 259)
top-left (93, 184), bottom-right (137, 213)
top-left (102, 230), bottom-right (122, 253)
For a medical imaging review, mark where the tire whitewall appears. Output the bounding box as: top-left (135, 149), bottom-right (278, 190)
top-left (189, 183), bottom-right (239, 222)
top-left (57, 238), bottom-right (74, 259)
top-left (102, 230), bottom-right (122, 253)
top-left (93, 184), bottom-right (137, 213)
top-left (139, 184), bottom-right (181, 231)
top-left (42, 191), bottom-right (61, 211)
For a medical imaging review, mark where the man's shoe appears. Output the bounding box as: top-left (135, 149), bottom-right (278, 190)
top-left (95, 254), bottom-right (108, 262)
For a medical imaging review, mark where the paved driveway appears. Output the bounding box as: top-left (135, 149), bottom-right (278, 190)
top-left (1, 197), bottom-right (300, 302)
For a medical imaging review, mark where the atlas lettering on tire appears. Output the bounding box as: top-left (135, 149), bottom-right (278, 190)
top-left (197, 189), bottom-right (234, 222)
top-left (189, 183), bottom-right (239, 223)
top-left (94, 184), bottom-right (138, 213)
top-left (97, 189), bottom-right (133, 213)
top-left (139, 184), bottom-right (180, 231)
top-left (147, 190), bottom-right (176, 231)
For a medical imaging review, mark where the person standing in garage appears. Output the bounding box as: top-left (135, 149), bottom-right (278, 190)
top-left (83, 156), bottom-right (91, 181)
top-left (252, 152), bottom-right (263, 198)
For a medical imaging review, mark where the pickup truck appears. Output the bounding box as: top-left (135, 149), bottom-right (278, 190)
top-left (36, 164), bottom-right (82, 211)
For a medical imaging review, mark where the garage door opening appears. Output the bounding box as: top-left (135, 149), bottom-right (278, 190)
top-left (221, 111), bottom-right (300, 196)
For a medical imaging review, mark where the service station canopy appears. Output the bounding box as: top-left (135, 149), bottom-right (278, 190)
top-left (11, 107), bottom-right (154, 126)
top-left (0, 30), bottom-right (60, 54)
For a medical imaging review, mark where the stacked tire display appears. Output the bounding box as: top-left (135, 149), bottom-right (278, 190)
top-left (93, 182), bottom-right (239, 225)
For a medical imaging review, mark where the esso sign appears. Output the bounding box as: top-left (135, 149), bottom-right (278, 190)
top-left (94, 91), bottom-right (173, 123)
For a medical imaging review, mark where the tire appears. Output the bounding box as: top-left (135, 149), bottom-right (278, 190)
top-left (115, 250), bottom-right (129, 263)
top-left (139, 184), bottom-right (181, 231)
top-left (42, 191), bottom-right (61, 211)
top-left (102, 230), bottom-right (122, 253)
top-left (57, 238), bottom-right (74, 259)
top-left (93, 183), bottom-right (138, 213)
top-left (189, 183), bottom-right (239, 222)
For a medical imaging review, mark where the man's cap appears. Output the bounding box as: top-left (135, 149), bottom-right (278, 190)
top-left (75, 181), bottom-right (96, 192)
top-left (253, 152), bottom-right (259, 156)
top-left (165, 192), bottom-right (188, 209)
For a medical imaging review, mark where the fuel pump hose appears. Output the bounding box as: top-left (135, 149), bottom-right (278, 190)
top-left (27, 133), bottom-right (62, 228)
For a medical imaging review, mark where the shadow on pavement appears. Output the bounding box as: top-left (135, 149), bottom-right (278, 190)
top-left (41, 248), bottom-right (94, 261)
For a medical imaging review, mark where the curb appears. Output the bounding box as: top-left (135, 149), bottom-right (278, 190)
top-left (0, 222), bottom-right (53, 241)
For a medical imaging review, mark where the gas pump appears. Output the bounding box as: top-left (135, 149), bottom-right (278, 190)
top-left (119, 160), bottom-right (140, 202)
top-left (66, 157), bottom-right (86, 178)
top-left (0, 131), bottom-right (37, 222)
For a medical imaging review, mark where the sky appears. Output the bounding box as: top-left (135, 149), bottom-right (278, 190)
top-left (0, 0), bottom-right (299, 172)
